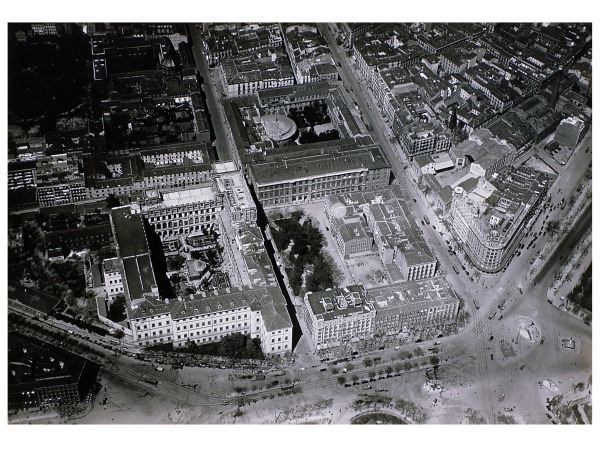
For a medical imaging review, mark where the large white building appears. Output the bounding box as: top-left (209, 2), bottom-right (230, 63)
top-left (302, 277), bottom-right (461, 349)
top-left (129, 286), bottom-right (293, 355)
top-left (302, 285), bottom-right (375, 349)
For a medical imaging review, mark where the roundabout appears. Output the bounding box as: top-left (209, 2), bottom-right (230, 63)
top-left (350, 410), bottom-right (408, 425)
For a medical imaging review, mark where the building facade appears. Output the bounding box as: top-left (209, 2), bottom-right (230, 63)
top-left (128, 286), bottom-right (293, 355)
top-left (448, 166), bottom-right (549, 273)
top-left (250, 146), bottom-right (391, 207)
top-left (302, 285), bottom-right (376, 349)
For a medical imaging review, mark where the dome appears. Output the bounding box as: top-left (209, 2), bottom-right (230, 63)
top-left (260, 114), bottom-right (297, 142)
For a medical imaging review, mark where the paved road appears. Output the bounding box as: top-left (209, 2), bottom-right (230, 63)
top-left (186, 24), bottom-right (235, 163)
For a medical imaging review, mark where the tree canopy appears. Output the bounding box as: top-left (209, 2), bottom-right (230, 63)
top-left (107, 295), bottom-right (127, 323)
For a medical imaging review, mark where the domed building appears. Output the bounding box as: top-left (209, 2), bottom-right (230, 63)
top-left (259, 114), bottom-right (298, 144)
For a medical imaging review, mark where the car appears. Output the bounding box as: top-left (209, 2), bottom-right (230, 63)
top-left (413, 198), bottom-right (417, 203)
top-left (155, 366), bottom-right (164, 372)
top-left (490, 354), bottom-right (494, 361)
top-left (489, 336), bottom-right (494, 341)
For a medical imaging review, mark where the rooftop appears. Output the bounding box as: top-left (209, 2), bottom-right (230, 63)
top-left (111, 206), bottom-right (149, 258)
top-left (305, 285), bottom-right (373, 321)
top-left (251, 145), bottom-right (390, 186)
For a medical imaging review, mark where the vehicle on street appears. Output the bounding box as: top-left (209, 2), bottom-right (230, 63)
top-left (155, 366), bottom-right (164, 372)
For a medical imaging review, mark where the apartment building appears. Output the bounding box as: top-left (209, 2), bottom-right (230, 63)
top-left (8, 333), bottom-right (100, 411)
top-left (282, 24), bottom-right (338, 84)
top-left (219, 52), bottom-right (295, 97)
top-left (302, 285), bottom-right (376, 349)
top-left (84, 145), bottom-right (214, 199)
top-left (448, 166), bottom-right (549, 273)
top-left (102, 257), bottom-right (125, 301)
top-left (369, 277), bottom-right (460, 336)
top-left (449, 128), bottom-right (516, 178)
top-left (324, 194), bottom-right (373, 259)
top-left (363, 196), bottom-right (436, 282)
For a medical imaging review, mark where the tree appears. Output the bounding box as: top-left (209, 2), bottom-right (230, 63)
top-left (351, 374), bottom-right (360, 384)
top-left (107, 295), bottom-right (127, 322)
top-left (496, 414), bottom-right (516, 424)
top-left (413, 347), bottom-right (424, 357)
top-left (430, 356), bottom-right (440, 366)
top-left (448, 108), bottom-right (458, 130)
top-left (546, 220), bottom-right (560, 236)
top-left (345, 363), bottom-right (355, 372)
top-left (368, 370), bottom-right (376, 380)
top-left (363, 357), bottom-right (373, 368)
top-left (373, 356), bottom-right (382, 366)
top-left (337, 375), bottom-right (347, 386)
top-left (399, 350), bottom-right (413, 360)
top-left (113, 328), bottom-right (125, 342)
top-left (331, 367), bottom-right (339, 375)
top-left (166, 254), bottom-right (186, 272)
top-left (385, 366), bottom-right (394, 377)
top-left (106, 193), bottom-right (121, 209)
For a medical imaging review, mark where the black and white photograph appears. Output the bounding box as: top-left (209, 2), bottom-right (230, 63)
top-left (3, 2), bottom-right (594, 442)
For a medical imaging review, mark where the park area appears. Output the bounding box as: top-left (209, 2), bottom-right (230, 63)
top-left (266, 201), bottom-right (391, 295)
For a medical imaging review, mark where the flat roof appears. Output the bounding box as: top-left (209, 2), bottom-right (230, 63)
top-left (161, 186), bottom-right (218, 206)
top-left (251, 145), bottom-right (390, 186)
top-left (111, 207), bottom-right (149, 258)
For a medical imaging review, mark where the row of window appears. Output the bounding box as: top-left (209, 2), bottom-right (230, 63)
top-left (177, 319), bottom-right (249, 330)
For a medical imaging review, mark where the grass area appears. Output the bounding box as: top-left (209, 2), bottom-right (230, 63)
top-left (351, 411), bottom-right (406, 424)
